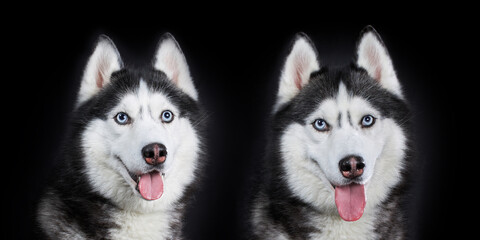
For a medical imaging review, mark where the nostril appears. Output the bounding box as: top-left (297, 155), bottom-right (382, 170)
top-left (158, 149), bottom-right (167, 157)
top-left (356, 161), bottom-right (365, 170)
top-left (142, 146), bottom-right (153, 159)
top-left (143, 149), bottom-right (155, 159)
top-left (340, 159), bottom-right (352, 172)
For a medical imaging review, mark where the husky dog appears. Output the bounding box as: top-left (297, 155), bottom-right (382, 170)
top-left (37, 33), bottom-right (206, 239)
top-left (251, 26), bottom-right (413, 239)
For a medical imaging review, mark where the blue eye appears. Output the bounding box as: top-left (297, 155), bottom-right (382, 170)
top-left (161, 110), bottom-right (174, 123)
top-left (114, 112), bottom-right (130, 125)
top-left (312, 119), bottom-right (330, 132)
top-left (361, 115), bottom-right (376, 128)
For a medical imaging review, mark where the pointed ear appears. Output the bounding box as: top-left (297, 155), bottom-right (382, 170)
top-left (153, 33), bottom-right (198, 100)
top-left (356, 26), bottom-right (403, 97)
top-left (276, 32), bottom-right (320, 110)
top-left (77, 35), bottom-right (123, 105)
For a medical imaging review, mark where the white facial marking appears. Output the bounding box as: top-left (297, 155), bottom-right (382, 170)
top-left (82, 79), bottom-right (200, 213)
top-left (282, 81), bottom-right (407, 212)
top-left (303, 83), bottom-right (383, 186)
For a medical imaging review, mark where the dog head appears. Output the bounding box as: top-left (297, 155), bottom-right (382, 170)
top-left (275, 27), bottom-right (410, 221)
top-left (73, 34), bottom-right (205, 211)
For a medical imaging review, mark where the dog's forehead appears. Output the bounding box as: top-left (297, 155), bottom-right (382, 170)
top-left (302, 66), bottom-right (409, 127)
top-left (116, 79), bottom-right (179, 114)
top-left (135, 79), bottom-right (175, 106)
top-left (306, 82), bottom-right (379, 121)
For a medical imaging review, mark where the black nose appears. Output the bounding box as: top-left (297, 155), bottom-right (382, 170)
top-left (141, 143), bottom-right (167, 166)
top-left (339, 155), bottom-right (365, 179)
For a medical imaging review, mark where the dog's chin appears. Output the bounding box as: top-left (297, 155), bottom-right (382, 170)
top-left (115, 156), bottom-right (165, 201)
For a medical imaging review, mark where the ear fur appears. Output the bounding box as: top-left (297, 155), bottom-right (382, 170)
top-left (77, 35), bottom-right (123, 105)
top-left (356, 26), bottom-right (402, 97)
top-left (153, 33), bottom-right (198, 100)
top-left (276, 32), bottom-right (320, 110)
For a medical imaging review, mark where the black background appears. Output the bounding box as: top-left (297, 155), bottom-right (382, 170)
top-left (7, 12), bottom-right (461, 239)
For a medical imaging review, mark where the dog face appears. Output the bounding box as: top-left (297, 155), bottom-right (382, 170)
top-left (75, 34), bottom-right (204, 211)
top-left (275, 27), bottom-right (409, 221)
top-left (303, 82), bottom-right (389, 187)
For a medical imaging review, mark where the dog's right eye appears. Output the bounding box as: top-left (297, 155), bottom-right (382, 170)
top-left (312, 119), bottom-right (330, 132)
top-left (114, 112), bottom-right (131, 125)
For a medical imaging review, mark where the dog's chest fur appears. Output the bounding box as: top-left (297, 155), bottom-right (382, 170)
top-left (109, 209), bottom-right (181, 240)
top-left (307, 212), bottom-right (377, 239)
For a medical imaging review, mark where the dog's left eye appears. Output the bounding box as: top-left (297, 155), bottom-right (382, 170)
top-left (312, 119), bottom-right (330, 132)
top-left (360, 115), bottom-right (376, 128)
top-left (161, 110), bottom-right (174, 123)
top-left (114, 112), bottom-right (131, 125)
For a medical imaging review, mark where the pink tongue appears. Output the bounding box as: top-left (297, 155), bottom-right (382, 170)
top-left (335, 183), bottom-right (366, 221)
top-left (138, 171), bottom-right (164, 201)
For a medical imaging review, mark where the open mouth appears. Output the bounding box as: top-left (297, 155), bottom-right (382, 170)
top-left (310, 158), bottom-right (366, 222)
top-left (116, 156), bottom-right (165, 201)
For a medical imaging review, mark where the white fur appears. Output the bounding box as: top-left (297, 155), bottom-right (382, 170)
top-left (81, 80), bottom-right (201, 238)
top-left (77, 36), bottom-right (122, 105)
top-left (276, 35), bottom-right (320, 110)
top-left (304, 83), bottom-right (384, 186)
top-left (280, 81), bottom-right (407, 237)
top-left (153, 35), bottom-right (198, 100)
top-left (356, 31), bottom-right (403, 98)
top-left (109, 210), bottom-right (179, 240)
top-left (308, 211), bottom-right (378, 239)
